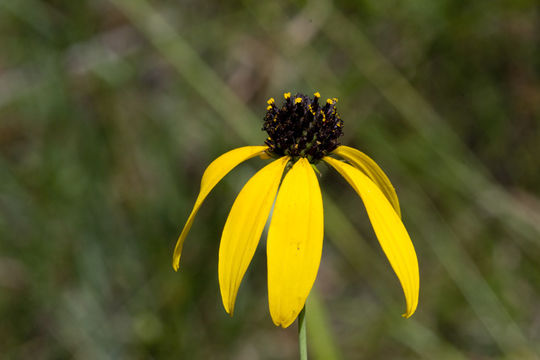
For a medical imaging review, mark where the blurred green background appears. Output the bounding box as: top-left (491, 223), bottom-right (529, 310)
top-left (1, 0), bottom-right (540, 358)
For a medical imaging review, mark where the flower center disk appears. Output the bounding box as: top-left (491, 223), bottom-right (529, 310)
top-left (263, 92), bottom-right (344, 162)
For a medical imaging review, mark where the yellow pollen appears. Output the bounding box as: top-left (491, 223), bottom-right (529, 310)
top-left (295, 98), bottom-right (302, 104)
top-left (284, 92), bottom-right (291, 99)
top-left (326, 98), bottom-right (333, 104)
top-left (267, 105), bottom-right (272, 110)
top-left (267, 98), bottom-right (275, 104)
top-left (313, 92), bottom-right (320, 98)
top-left (333, 97), bottom-right (338, 103)
top-left (320, 110), bottom-right (326, 122)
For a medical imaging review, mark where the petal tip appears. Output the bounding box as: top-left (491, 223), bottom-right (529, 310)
top-left (221, 292), bottom-right (236, 317)
top-left (272, 317), bottom-right (294, 328)
top-left (224, 303), bottom-right (235, 317)
top-left (270, 311), bottom-right (297, 328)
top-left (172, 258), bottom-right (179, 272)
top-left (402, 307), bottom-right (416, 319)
top-left (281, 320), bottom-right (294, 328)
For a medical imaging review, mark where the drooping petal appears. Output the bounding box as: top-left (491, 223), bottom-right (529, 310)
top-left (172, 146), bottom-right (268, 271)
top-left (333, 145), bottom-right (401, 218)
top-left (267, 158), bottom-right (324, 328)
top-left (324, 156), bottom-right (419, 318)
top-left (219, 156), bottom-right (289, 315)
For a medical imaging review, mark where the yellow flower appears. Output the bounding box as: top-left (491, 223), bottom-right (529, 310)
top-left (172, 92), bottom-right (419, 328)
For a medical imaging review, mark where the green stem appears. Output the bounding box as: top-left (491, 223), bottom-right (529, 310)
top-left (298, 305), bottom-right (308, 360)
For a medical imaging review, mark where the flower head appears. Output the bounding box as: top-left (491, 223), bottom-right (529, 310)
top-left (263, 92), bottom-right (342, 162)
top-left (173, 93), bottom-right (419, 328)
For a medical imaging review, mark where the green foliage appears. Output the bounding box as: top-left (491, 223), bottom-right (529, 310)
top-left (1, 0), bottom-right (539, 358)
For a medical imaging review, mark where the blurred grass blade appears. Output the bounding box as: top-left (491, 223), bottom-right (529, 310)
top-left (109, 0), bottom-right (258, 143)
top-left (306, 290), bottom-right (343, 360)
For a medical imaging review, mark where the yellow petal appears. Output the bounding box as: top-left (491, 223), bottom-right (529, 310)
top-left (267, 158), bottom-right (324, 328)
top-left (172, 146), bottom-right (267, 271)
top-left (333, 145), bottom-right (401, 218)
top-left (219, 156), bottom-right (290, 315)
top-left (324, 156), bottom-right (419, 317)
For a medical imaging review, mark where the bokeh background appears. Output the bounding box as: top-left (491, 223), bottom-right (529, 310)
top-left (1, 0), bottom-right (540, 358)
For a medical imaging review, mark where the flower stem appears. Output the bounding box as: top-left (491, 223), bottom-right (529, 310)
top-left (298, 305), bottom-right (308, 360)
